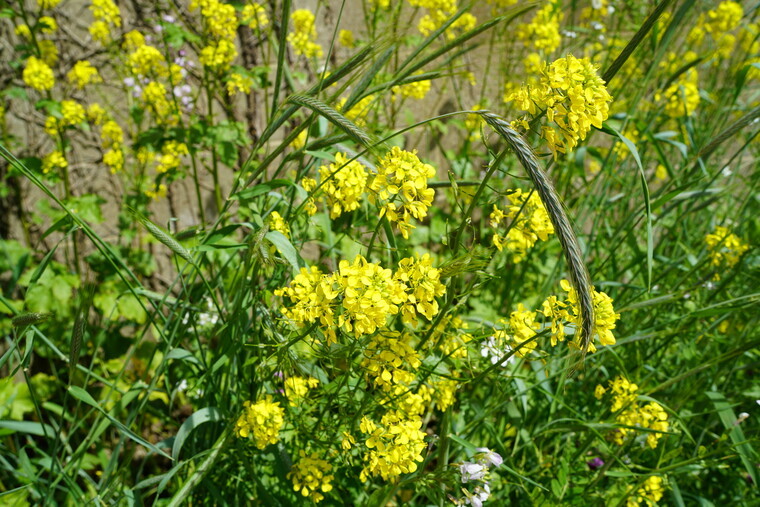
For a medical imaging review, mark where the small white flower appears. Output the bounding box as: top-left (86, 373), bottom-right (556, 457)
top-left (562, 30), bottom-right (578, 39)
top-left (177, 379), bottom-right (188, 392)
top-left (703, 281), bottom-right (716, 290)
top-left (460, 462), bottom-right (487, 483)
top-left (476, 448), bottom-right (503, 467)
top-left (721, 166), bottom-right (732, 177)
top-left (735, 412), bottom-right (749, 425)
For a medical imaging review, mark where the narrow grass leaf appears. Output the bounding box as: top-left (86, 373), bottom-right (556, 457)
top-left (172, 407), bottom-right (223, 460)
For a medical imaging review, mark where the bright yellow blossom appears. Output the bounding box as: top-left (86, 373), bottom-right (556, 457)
top-left (22, 57), bottom-right (55, 91)
top-left (234, 396), bottom-right (285, 449)
top-left (288, 452), bottom-right (334, 503)
top-left (67, 61), bottom-right (101, 89)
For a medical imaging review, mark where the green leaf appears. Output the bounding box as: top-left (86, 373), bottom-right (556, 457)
top-left (265, 231), bottom-right (300, 275)
top-left (172, 407), bottom-right (223, 459)
top-left (68, 386), bottom-right (173, 460)
top-left (0, 420), bottom-right (55, 437)
top-left (706, 391), bottom-right (759, 486)
top-left (602, 122), bottom-right (652, 290)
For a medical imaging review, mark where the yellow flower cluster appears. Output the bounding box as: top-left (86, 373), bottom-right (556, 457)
top-left (307, 152), bottom-right (369, 219)
top-left (370, 147), bottom-right (436, 239)
top-left (89, 0), bottom-right (121, 44)
top-left (339, 29), bottom-right (355, 48)
top-left (123, 30), bottom-right (145, 51)
top-left (288, 9), bottom-right (323, 58)
top-left (492, 303), bottom-right (540, 359)
top-left (101, 120), bottom-right (125, 173)
top-left (336, 256), bottom-right (407, 336)
top-left (235, 396), bottom-right (285, 449)
top-left (359, 411), bottom-right (427, 481)
top-left (241, 3), bottom-right (269, 31)
top-left (226, 72), bottom-right (254, 95)
top-left (128, 45), bottom-right (168, 77)
top-left (199, 39), bottom-right (237, 71)
top-left (515, 1), bottom-right (562, 53)
top-left (287, 451), bottom-right (334, 503)
top-left (395, 254), bottom-right (447, 324)
top-left (39, 16), bottom-right (57, 34)
top-left (38, 0), bottom-right (62, 9)
top-left (275, 254), bottom-right (447, 342)
top-left (142, 81), bottom-right (176, 125)
top-left (409, 0), bottom-right (477, 40)
top-left (600, 376), bottom-right (670, 449)
top-left (705, 225), bottom-right (749, 276)
top-left (22, 57), bottom-right (55, 92)
top-left (156, 141), bottom-right (189, 174)
top-left (541, 279), bottom-right (619, 352)
top-left (362, 331), bottom-right (421, 391)
top-left (192, 0), bottom-right (239, 71)
top-left (284, 376), bottom-right (319, 406)
top-left (67, 60), bottom-right (101, 89)
top-left (657, 68), bottom-right (700, 118)
top-left (490, 189), bottom-right (555, 263)
top-left (335, 94), bottom-right (375, 127)
top-left (626, 476), bottom-right (666, 507)
top-left (268, 211), bottom-right (291, 238)
top-left (512, 54), bottom-right (612, 157)
top-left (393, 78), bottom-right (432, 100)
top-left (42, 150), bottom-right (67, 175)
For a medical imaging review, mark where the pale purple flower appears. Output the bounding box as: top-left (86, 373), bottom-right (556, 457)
top-left (476, 448), bottom-right (503, 467)
top-left (587, 457), bottom-right (605, 470)
top-left (460, 462), bottom-right (487, 483)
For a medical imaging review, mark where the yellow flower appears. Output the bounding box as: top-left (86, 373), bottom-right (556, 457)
top-left (339, 29), bottom-right (355, 48)
top-left (155, 141), bottom-right (188, 173)
top-left (241, 3), bottom-right (269, 30)
top-left (393, 76), bottom-right (432, 100)
top-left (362, 331), bottom-right (421, 391)
top-left (145, 183), bottom-right (167, 200)
top-left (288, 9), bottom-right (323, 58)
top-left (335, 255), bottom-right (407, 336)
top-left (42, 150), bottom-right (67, 174)
top-left (491, 189), bottom-right (554, 263)
top-left (288, 452), bottom-right (334, 503)
top-left (226, 72), bottom-right (253, 95)
top-left (274, 265), bottom-right (341, 344)
top-left (39, 16), bottom-right (58, 34)
top-left (516, 0), bottom-right (562, 53)
top-left (513, 54), bottom-right (612, 157)
top-left (234, 396), bottom-right (285, 449)
top-left (15, 25), bottom-right (32, 39)
top-left (369, 147), bottom-right (436, 239)
top-left (316, 152), bottom-right (369, 219)
top-left (705, 225), bottom-right (749, 274)
top-left (626, 476), bottom-right (666, 507)
top-left (87, 103), bottom-right (107, 125)
top-left (61, 100), bottom-right (86, 127)
top-left (38, 0), bottom-right (62, 9)
top-left (67, 61), bottom-right (101, 89)
top-left (561, 279), bottom-right (619, 352)
top-left (103, 148), bottom-right (124, 174)
top-left (101, 120), bottom-right (124, 148)
top-left (88, 21), bottom-right (111, 44)
top-left (199, 39), bottom-right (238, 71)
top-left (606, 376), bottom-right (669, 450)
top-left (394, 253), bottom-right (446, 324)
top-left (268, 211), bottom-right (290, 238)
top-left (284, 376), bottom-right (319, 406)
top-left (122, 30), bottom-right (145, 50)
top-left (360, 411), bottom-right (427, 481)
top-left (128, 45), bottom-right (168, 76)
top-left (594, 384), bottom-right (606, 400)
top-left (194, 0), bottom-right (238, 40)
top-left (22, 57), bottom-right (55, 91)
